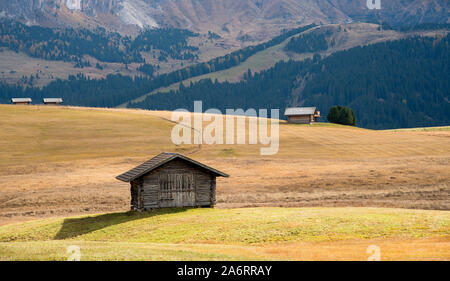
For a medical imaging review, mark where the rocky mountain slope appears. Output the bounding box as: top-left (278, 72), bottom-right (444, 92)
top-left (1, 0), bottom-right (448, 41)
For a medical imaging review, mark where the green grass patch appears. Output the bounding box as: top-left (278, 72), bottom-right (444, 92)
top-left (1, 208), bottom-right (448, 244)
top-left (0, 241), bottom-right (255, 261)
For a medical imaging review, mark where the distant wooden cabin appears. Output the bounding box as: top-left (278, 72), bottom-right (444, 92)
top-left (43, 98), bottom-right (63, 105)
top-left (116, 152), bottom-right (229, 211)
top-left (285, 107), bottom-right (320, 124)
top-left (11, 98), bottom-right (32, 105)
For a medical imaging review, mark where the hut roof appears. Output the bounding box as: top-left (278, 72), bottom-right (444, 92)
top-left (43, 98), bottom-right (63, 103)
top-left (116, 152), bottom-right (229, 182)
top-left (11, 98), bottom-right (32, 103)
top-left (284, 107), bottom-right (317, 116)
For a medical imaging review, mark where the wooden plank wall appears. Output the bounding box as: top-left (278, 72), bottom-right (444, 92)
top-left (210, 177), bottom-right (216, 206)
top-left (137, 158), bottom-right (215, 210)
top-left (159, 173), bottom-right (195, 208)
top-left (288, 115), bottom-right (314, 124)
top-left (130, 178), bottom-right (143, 210)
top-left (195, 172), bottom-right (213, 206)
top-left (141, 172), bottom-right (159, 210)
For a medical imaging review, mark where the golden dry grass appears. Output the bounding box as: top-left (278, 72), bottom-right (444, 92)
top-left (0, 105), bottom-right (449, 225)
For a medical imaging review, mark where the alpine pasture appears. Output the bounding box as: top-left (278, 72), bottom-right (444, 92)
top-left (0, 105), bottom-right (448, 260)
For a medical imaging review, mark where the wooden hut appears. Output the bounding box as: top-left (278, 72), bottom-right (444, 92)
top-left (43, 98), bottom-right (63, 105)
top-left (284, 107), bottom-right (320, 124)
top-left (116, 152), bottom-right (229, 211)
top-left (11, 98), bottom-right (32, 105)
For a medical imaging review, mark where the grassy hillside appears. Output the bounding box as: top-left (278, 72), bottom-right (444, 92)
top-left (0, 104), bottom-right (449, 226)
top-left (0, 207), bottom-right (449, 260)
top-left (0, 105), bottom-right (449, 260)
top-left (1, 105), bottom-right (448, 164)
top-left (130, 33), bottom-right (450, 130)
top-left (118, 23), bottom-right (411, 107)
top-left (1, 23), bottom-right (446, 111)
top-left (0, 105), bottom-right (183, 165)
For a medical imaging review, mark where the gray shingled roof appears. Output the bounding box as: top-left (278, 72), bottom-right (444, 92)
top-left (116, 152), bottom-right (229, 182)
top-left (11, 98), bottom-right (32, 103)
top-left (43, 98), bottom-right (63, 103)
top-left (284, 107), bottom-right (317, 116)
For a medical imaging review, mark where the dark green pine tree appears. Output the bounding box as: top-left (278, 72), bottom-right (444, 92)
top-left (327, 106), bottom-right (357, 126)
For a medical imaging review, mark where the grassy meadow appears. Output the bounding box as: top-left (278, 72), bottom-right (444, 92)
top-left (0, 104), bottom-right (449, 260)
top-left (0, 207), bottom-right (449, 260)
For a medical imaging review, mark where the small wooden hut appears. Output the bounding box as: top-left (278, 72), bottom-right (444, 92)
top-left (43, 98), bottom-right (63, 105)
top-left (284, 107), bottom-right (320, 124)
top-left (11, 98), bottom-right (32, 105)
top-left (116, 152), bottom-right (229, 211)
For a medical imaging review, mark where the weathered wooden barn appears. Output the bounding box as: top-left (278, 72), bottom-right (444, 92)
top-left (116, 152), bottom-right (229, 211)
top-left (284, 107), bottom-right (320, 124)
top-left (11, 98), bottom-right (32, 105)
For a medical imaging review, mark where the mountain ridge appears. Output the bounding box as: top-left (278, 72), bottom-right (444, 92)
top-left (1, 0), bottom-right (448, 42)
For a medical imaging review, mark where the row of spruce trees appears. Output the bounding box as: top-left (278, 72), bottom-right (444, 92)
top-left (0, 19), bottom-right (199, 64)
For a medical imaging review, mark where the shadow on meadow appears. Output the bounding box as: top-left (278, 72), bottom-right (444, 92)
top-left (54, 208), bottom-right (188, 240)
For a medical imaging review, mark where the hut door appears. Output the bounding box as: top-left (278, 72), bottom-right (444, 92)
top-left (159, 173), bottom-right (195, 208)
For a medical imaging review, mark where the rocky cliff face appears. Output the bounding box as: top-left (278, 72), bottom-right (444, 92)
top-left (0, 0), bottom-right (448, 39)
top-left (0, 1), bottom-right (116, 18)
top-left (0, 0), bottom-right (120, 28)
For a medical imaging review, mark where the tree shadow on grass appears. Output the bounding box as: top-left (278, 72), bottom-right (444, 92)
top-left (54, 208), bottom-right (188, 240)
